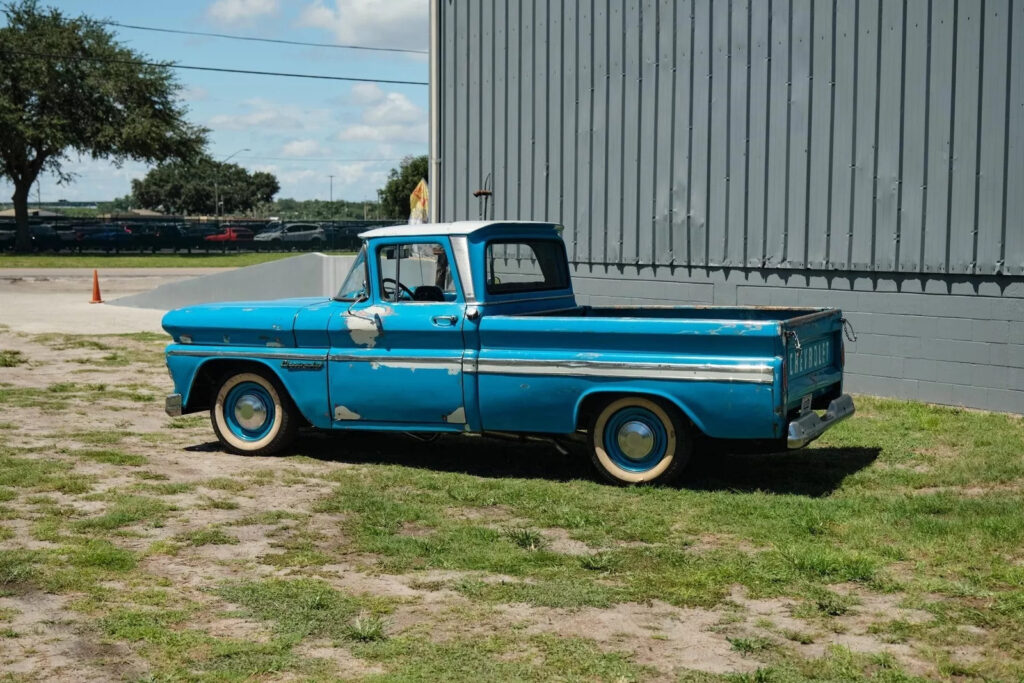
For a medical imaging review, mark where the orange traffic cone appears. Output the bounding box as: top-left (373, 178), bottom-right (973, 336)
top-left (89, 269), bottom-right (103, 304)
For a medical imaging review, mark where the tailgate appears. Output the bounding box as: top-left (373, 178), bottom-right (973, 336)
top-left (782, 309), bottom-right (844, 413)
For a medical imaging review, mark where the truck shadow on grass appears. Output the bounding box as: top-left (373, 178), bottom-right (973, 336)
top-left (188, 432), bottom-right (879, 497)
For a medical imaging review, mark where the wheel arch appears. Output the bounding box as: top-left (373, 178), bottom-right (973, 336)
top-left (573, 387), bottom-right (707, 436)
top-left (184, 358), bottom-right (290, 414)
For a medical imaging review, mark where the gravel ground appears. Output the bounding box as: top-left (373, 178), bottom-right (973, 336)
top-left (0, 268), bottom-right (226, 334)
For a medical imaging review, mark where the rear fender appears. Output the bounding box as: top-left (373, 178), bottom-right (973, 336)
top-left (573, 387), bottom-right (709, 436)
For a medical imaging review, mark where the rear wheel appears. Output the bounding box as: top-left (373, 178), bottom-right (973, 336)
top-left (210, 370), bottom-right (297, 455)
top-left (589, 396), bottom-right (692, 485)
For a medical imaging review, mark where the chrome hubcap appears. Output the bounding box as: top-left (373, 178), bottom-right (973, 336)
top-left (616, 420), bottom-right (655, 460)
top-left (234, 394), bottom-right (268, 431)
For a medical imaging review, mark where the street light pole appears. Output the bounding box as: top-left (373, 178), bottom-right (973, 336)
top-left (214, 148), bottom-right (250, 218)
top-left (328, 175), bottom-right (335, 220)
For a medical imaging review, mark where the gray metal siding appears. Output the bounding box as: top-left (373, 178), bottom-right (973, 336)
top-left (436, 0), bottom-right (1024, 414)
top-left (438, 0), bottom-right (1024, 276)
top-left (566, 267), bottom-right (1024, 414)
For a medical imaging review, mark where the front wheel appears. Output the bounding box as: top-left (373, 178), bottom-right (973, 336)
top-left (210, 370), bottom-right (297, 455)
top-left (589, 396), bottom-right (692, 485)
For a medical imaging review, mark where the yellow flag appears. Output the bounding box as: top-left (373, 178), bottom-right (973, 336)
top-left (409, 179), bottom-right (429, 224)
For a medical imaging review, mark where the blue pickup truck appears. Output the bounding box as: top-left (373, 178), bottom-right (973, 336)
top-left (163, 221), bottom-right (854, 485)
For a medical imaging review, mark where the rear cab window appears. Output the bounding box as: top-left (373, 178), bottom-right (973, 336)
top-left (484, 239), bottom-right (569, 295)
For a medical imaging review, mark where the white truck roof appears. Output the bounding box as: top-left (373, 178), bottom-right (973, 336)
top-left (359, 220), bottom-right (561, 239)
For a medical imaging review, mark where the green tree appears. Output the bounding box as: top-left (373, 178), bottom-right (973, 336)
top-left (270, 198), bottom-right (380, 221)
top-left (0, 1), bottom-right (207, 251)
top-left (97, 194), bottom-right (132, 214)
top-left (377, 155), bottom-right (428, 220)
top-left (131, 158), bottom-right (279, 215)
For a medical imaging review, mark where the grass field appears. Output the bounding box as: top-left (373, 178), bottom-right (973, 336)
top-left (0, 252), bottom-right (353, 269)
top-left (1, 328), bottom-right (1022, 681)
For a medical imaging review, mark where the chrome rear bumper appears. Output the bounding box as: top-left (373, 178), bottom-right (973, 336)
top-left (787, 394), bottom-right (855, 449)
top-left (165, 393), bottom-right (183, 417)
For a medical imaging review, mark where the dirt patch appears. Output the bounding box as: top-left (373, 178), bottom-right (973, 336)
top-left (0, 592), bottom-right (147, 682)
top-left (540, 527), bottom-right (595, 555)
top-left (298, 641), bottom-right (385, 676)
top-left (684, 533), bottom-right (761, 555)
top-left (727, 585), bottom-right (936, 677)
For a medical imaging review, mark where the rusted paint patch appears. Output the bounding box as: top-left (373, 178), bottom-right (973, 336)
top-left (343, 305), bottom-right (392, 348)
top-left (334, 405), bottom-right (361, 420)
top-left (445, 406), bottom-right (466, 424)
top-left (370, 360), bottom-right (460, 375)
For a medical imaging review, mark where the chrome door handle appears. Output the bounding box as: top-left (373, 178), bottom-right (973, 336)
top-left (431, 315), bottom-right (458, 326)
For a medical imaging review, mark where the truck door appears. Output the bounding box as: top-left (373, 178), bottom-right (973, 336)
top-left (327, 238), bottom-right (467, 426)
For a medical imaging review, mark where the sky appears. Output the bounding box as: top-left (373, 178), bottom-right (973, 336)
top-left (1, 0), bottom-right (429, 203)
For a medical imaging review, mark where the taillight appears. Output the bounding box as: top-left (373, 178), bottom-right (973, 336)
top-left (841, 339), bottom-right (846, 368)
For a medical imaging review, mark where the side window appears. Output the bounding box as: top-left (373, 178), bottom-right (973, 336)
top-left (377, 242), bottom-right (456, 303)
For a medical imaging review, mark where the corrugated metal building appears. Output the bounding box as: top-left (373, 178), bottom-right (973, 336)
top-left (430, 0), bottom-right (1024, 413)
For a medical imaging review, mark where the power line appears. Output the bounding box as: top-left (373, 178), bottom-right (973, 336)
top-left (0, 49), bottom-right (428, 86)
top-left (102, 21), bottom-right (428, 56)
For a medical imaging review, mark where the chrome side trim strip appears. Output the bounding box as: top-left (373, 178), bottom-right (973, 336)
top-left (469, 358), bottom-right (774, 384)
top-left (167, 349), bottom-right (328, 362)
top-left (328, 354), bottom-right (462, 370)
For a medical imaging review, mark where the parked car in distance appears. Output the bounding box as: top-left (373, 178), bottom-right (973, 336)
top-left (162, 220), bottom-right (855, 486)
top-left (253, 222), bottom-right (325, 246)
top-left (0, 224), bottom-right (61, 251)
top-left (205, 226), bottom-right (254, 242)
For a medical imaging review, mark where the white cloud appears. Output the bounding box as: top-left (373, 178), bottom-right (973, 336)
top-left (346, 83), bottom-right (386, 106)
top-left (208, 99), bottom-right (329, 132)
top-left (338, 123), bottom-right (426, 144)
top-left (297, 0), bottom-right (427, 52)
top-left (280, 139), bottom-right (322, 157)
top-left (337, 90), bottom-right (426, 143)
top-left (250, 162), bottom-right (387, 200)
top-left (207, 0), bottom-right (279, 24)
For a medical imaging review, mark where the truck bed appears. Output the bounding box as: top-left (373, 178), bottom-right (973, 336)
top-left (475, 305), bottom-right (845, 440)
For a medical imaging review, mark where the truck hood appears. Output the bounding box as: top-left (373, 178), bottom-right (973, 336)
top-left (162, 297), bottom-right (330, 348)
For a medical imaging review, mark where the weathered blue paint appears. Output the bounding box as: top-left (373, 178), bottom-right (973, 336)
top-left (163, 222), bottom-right (852, 447)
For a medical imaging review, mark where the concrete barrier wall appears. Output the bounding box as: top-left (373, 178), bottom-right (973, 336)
top-left (111, 253), bottom-right (357, 311)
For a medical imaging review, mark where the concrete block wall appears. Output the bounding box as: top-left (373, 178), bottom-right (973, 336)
top-left (570, 265), bottom-right (1024, 415)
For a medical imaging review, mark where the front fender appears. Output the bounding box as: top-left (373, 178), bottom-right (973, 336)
top-left (166, 345), bottom-right (332, 428)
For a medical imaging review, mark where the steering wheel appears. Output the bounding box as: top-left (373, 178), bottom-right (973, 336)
top-left (381, 277), bottom-right (415, 301)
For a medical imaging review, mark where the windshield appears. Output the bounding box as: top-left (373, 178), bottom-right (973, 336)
top-left (334, 246), bottom-right (369, 301)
